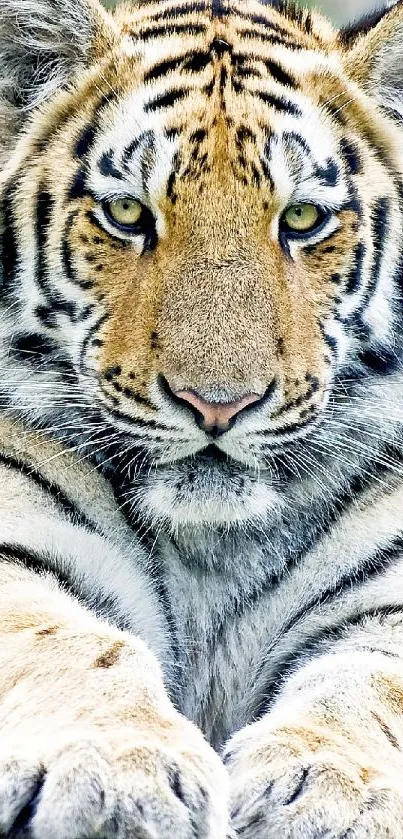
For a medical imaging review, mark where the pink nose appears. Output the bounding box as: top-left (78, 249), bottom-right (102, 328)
top-left (174, 389), bottom-right (262, 435)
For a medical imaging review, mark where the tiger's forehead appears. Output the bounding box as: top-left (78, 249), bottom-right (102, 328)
top-left (85, 0), bottom-right (350, 213)
top-left (86, 23), bottom-right (347, 218)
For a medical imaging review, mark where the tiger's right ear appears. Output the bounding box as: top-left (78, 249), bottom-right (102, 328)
top-left (0, 0), bottom-right (116, 113)
top-left (340, 1), bottom-right (403, 119)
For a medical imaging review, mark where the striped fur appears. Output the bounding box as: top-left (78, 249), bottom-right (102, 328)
top-left (1, 0), bottom-right (403, 836)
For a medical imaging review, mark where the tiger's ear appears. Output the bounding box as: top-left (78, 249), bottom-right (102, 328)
top-left (0, 0), bottom-right (116, 112)
top-left (340, 1), bottom-right (403, 119)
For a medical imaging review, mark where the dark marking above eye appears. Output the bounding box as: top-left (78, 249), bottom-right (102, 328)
top-left (315, 158), bottom-right (339, 187)
top-left (99, 150), bottom-right (123, 180)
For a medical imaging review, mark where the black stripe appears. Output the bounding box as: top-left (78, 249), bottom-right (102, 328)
top-left (144, 56), bottom-right (184, 82)
top-left (319, 320), bottom-right (338, 357)
top-left (0, 544), bottom-right (77, 593)
top-left (0, 544), bottom-right (136, 635)
top-left (75, 124), bottom-right (96, 160)
top-left (69, 169), bottom-right (88, 200)
top-left (340, 137), bottom-right (362, 176)
top-left (255, 91), bottom-right (301, 117)
top-left (79, 312), bottom-right (109, 375)
top-left (260, 157), bottom-right (275, 190)
top-left (183, 51), bottom-right (211, 72)
top-left (237, 29), bottom-right (303, 49)
top-left (345, 242), bottom-right (366, 295)
top-left (282, 130), bottom-right (310, 157)
top-left (11, 332), bottom-right (56, 364)
top-left (62, 210), bottom-right (94, 291)
top-left (144, 88), bottom-right (188, 112)
top-left (257, 540), bottom-right (403, 715)
top-left (136, 22), bottom-right (206, 38)
top-left (358, 347), bottom-right (401, 376)
top-left (1, 183), bottom-right (19, 295)
top-left (234, 8), bottom-right (299, 40)
top-left (145, 2), bottom-right (208, 20)
top-left (0, 452), bottom-right (98, 532)
top-left (264, 59), bottom-right (297, 89)
top-left (35, 187), bottom-right (54, 298)
top-left (367, 197), bottom-right (390, 301)
top-left (356, 198), bottom-right (390, 315)
top-left (122, 136), bottom-right (143, 168)
top-left (212, 0), bottom-right (228, 17)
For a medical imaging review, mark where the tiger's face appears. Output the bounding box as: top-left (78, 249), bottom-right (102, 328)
top-left (2, 0), bottom-right (403, 527)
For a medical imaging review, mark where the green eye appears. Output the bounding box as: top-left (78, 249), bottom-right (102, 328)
top-left (282, 203), bottom-right (322, 234)
top-left (105, 197), bottom-right (143, 228)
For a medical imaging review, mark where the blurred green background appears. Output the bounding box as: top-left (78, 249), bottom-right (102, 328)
top-left (102, 1), bottom-right (380, 26)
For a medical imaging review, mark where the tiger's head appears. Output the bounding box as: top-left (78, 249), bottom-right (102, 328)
top-left (1, 0), bottom-right (403, 529)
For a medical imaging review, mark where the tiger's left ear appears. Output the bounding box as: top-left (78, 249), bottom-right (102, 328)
top-left (0, 0), bottom-right (116, 112)
top-left (340, 1), bottom-right (403, 119)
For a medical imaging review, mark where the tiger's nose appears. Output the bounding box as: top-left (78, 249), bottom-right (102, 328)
top-left (173, 389), bottom-right (263, 436)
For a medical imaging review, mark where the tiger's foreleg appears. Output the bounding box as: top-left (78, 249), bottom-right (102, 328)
top-left (226, 613), bottom-right (403, 838)
top-left (0, 560), bottom-right (228, 839)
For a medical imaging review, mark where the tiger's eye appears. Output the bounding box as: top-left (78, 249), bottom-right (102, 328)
top-left (283, 203), bottom-right (321, 233)
top-left (106, 198), bottom-right (142, 228)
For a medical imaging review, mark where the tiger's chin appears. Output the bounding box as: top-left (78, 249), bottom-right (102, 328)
top-left (137, 451), bottom-right (282, 528)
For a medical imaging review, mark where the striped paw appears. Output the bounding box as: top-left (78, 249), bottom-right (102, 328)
top-left (0, 723), bottom-right (228, 839)
top-left (225, 717), bottom-right (403, 839)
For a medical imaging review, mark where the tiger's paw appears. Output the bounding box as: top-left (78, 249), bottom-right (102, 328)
top-left (0, 721), bottom-right (228, 839)
top-left (225, 716), bottom-right (403, 839)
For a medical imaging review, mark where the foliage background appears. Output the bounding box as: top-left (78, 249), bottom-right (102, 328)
top-left (102, 1), bottom-right (379, 25)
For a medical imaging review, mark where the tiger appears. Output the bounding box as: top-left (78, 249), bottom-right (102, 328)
top-left (1, 0), bottom-right (403, 835)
